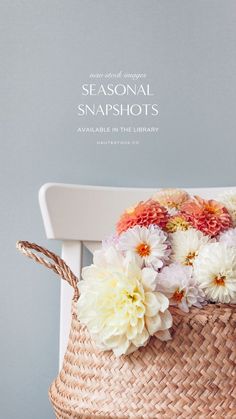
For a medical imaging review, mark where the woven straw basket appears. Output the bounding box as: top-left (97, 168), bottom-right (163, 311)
top-left (17, 241), bottom-right (236, 419)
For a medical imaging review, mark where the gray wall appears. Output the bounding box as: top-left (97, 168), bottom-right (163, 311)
top-left (1, 1), bottom-right (236, 418)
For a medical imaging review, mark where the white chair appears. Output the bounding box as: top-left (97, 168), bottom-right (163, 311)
top-left (39, 183), bottom-right (236, 368)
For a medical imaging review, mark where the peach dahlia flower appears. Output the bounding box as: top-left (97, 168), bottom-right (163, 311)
top-left (152, 188), bottom-right (190, 215)
top-left (117, 199), bottom-right (169, 235)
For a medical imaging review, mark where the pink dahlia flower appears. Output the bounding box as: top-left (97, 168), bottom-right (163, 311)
top-left (180, 196), bottom-right (232, 238)
top-left (116, 199), bottom-right (169, 235)
top-left (219, 228), bottom-right (236, 247)
top-left (156, 263), bottom-right (206, 312)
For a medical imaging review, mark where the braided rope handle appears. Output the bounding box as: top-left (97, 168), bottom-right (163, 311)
top-left (16, 241), bottom-right (79, 302)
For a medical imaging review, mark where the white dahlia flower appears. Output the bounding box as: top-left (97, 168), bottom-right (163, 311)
top-left (118, 225), bottom-right (171, 270)
top-left (194, 242), bottom-right (236, 303)
top-left (219, 190), bottom-right (236, 226)
top-left (102, 234), bottom-right (120, 249)
top-left (78, 246), bottom-right (172, 356)
top-left (170, 229), bottom-right (211, 266)
top-left (157, 263), bottom-right (205, 312)
top-left (219, 228), bottom-right (236, 247)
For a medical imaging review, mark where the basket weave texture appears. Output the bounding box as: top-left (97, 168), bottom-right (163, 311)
top-left (17, 241), bottom-right (236, 419)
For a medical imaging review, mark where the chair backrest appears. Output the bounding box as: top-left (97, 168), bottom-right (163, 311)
top-left (39, 182), bottom-right (236, 367)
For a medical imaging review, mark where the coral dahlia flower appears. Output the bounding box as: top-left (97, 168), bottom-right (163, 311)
top-left (117, 199), bottom-right (169, 235)
top-left (180, 196), bottom-right (232, 237)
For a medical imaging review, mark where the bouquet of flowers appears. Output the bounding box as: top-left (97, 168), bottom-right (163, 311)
top-left (77, 189), bottom-right (236, 356)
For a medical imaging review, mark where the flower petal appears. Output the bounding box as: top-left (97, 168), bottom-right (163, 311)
top-left (145, 292), bottom-right (161, 317)
top-left (132, 327), bottom-right (149, 347)
top-left (155, 292), bottom-right (169, 312)
top-left (142, 267), bottom-right (157, 291)
top-left (159, 310), bottom-right (173, 330)
top-left (113, 338), bottom-right (130, 356)
top-left (146, 314), bottom-right (162, 335)
top-left (155, 329), bottom-right (172, 342)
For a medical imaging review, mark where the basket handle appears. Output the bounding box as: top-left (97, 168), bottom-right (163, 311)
top-left (16, 241), bottom-right (79, 302)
